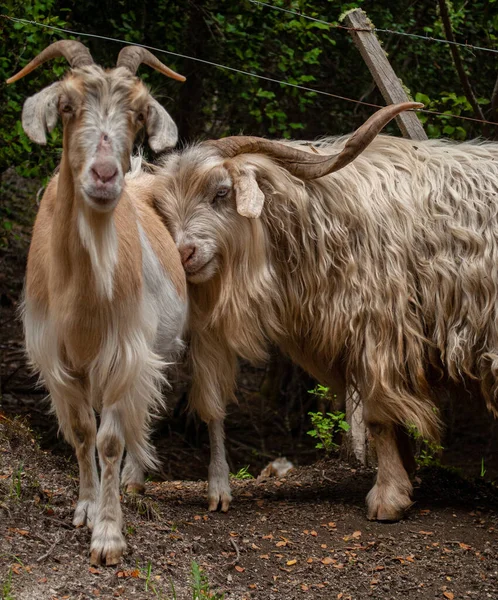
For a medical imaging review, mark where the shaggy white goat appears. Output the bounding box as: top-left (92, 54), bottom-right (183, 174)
top-left (8, 41), bottom-right (187, 565)
top-left (152, 103), bottom-right (498, 521)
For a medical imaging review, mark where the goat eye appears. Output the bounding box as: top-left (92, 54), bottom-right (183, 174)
top-left (61, 103), bottom-right (73, 114)
top-left (136, 112), bottom-right (145, 124)
top-left (214, 187), bottom-right (229, 200)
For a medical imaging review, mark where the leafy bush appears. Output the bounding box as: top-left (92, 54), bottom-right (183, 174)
top-left (307, 410), bottom-right (350, 452)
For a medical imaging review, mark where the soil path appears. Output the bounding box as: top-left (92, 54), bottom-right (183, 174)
top-left (1, 417), bottom-right (497, 600)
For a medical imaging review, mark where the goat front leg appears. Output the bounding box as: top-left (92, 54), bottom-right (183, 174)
top-left (366, 420), bottom-right (413, 521)
top-left (190, 332), bottom-right (236, 512)
top-left (90, 405), bottom-right (126, 566)
top-left (50, 383), bottom-right (99, 529)
top-left (207, 419), bottom-right (231, 512)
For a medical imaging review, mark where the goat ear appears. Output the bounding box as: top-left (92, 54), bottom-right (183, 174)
top-left (232, 168), bottom-right (265, 219)
top-left (21, 82), bottom-right (61, 145)
top-left (146, 97), bottom-right (178, 152)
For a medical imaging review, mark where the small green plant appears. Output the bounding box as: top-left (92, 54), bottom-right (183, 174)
top-left (307, 411), bottom-right (350, 451)
top-left (191, 560), bottom-right (225, 600)
top-left (126, 525), bottom-right (136, 535)
top-left (10, 463), bottom-right (24, 499)
top-left (406, 424), bottom-right (444, 467)
top-left (480, 458), bottom-right (486, 478)
top-left (2, 568), bottom-right (14, 600)
top-left (230, 466), bottom-right (254, 480)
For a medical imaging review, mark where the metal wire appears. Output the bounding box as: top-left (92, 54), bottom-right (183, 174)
top-left (2, 14), bottom-right (498, 128)
top-left (249, 0), bottom-right (498, 55)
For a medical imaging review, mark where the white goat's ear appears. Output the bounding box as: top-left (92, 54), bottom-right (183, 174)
top-left (146, 97), bottom-right (178, 152)
top-left (233, 169), bottom-right (265, 219)
top-left (21, 82), bottom-right (61, 145)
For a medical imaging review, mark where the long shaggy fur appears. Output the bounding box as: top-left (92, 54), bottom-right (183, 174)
top-left (155, 134), bottom-right (498, 442)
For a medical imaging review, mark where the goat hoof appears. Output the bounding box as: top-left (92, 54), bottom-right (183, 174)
top-left (366, 483), bottom-right (412, 522)
top-left (208, 491), bottom-right (232, 513)
top-left (125, 483), bottom-right (145, 495)
top-left (90, 526), bottom-right (126, 566)
top-left (73, 499), bottom-right (96, 530)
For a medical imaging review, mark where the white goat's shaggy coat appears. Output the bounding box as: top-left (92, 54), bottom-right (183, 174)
top-left (153, 134), bottom-right (498, 519)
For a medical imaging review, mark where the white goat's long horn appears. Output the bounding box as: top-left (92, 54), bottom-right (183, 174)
top-left (6, 40), bottom-right (94, 84)
top-left (116, 46), bottom-right (186, 82)
top-left (208, 102), bottom-right (424, 180)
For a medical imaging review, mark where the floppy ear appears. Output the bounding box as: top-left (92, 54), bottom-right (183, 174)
top-left (146, 96), bottom-right (178, 152)
top-left (230, 167), bottom-right (265, 219)
top-left (21, 82), bottom-right (61, 145)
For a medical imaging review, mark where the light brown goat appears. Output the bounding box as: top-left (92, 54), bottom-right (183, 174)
top-left (9, 41), bottom-right (187, 565)
top-left (152, 103), bottom-right (498, 521)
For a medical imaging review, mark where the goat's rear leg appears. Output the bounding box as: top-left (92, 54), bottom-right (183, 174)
top-left (51, 386), bottom-right (99, 529)
top-left (90, 405), bottom-right (126, 566)
top-left (121, 453), bottom-right (145, 494)
top-left (366, 421), bottom-right (413, 521)
top-left (207, 419), bottom-right (231, 512)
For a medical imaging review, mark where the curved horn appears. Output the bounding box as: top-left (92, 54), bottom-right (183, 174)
top-left (208, 102), bottom-right (424, 180)
top-left (6, 40), bottom-right (94, 84)
top-left (116, 46), bottom-right (186, 82)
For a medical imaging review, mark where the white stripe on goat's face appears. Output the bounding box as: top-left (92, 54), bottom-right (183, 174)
top-left (62, 66), bottom-right (149, 213)
top-left (157, 148), bottom-right (250, 284)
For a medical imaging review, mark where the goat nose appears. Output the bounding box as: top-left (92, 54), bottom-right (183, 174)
top-left (179, 244), bottom-right (196, 266)
top-left (91, 159), bottom-right (118, 184)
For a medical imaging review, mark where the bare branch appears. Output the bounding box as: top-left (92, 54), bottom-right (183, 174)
top-left (438, 0), bottom-right (485, 122)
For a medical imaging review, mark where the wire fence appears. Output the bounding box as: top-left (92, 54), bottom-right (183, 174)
top-left (249, 0), bottom-right (498, 56)
top-left (2, 12), bottom-right (498, 129)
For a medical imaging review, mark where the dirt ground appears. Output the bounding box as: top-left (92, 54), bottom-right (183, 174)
top-left (1, 168), bottom-right (498, 599)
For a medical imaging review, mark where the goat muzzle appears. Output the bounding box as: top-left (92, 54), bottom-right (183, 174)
top-left (116, 46), bottom-right (186, 82)
top-left (207, 102), bottom-right (424, 180)
top-left (6, 40), bottom-right (94, 84)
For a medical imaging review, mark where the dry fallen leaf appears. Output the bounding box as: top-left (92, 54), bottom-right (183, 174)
top-left (248, 583), bottom-right (256, 589)
top-left (234, 565), bottom-right (245, 573)
top-left (459, 542), bottom-right (471, 551)
top-left (310, 530), bottom-right (318, 537)
top-left (374, 565), bottom-right (385, 571)
top-left (301, 584), bottom-right (309, 591)
top-left (259, 554), bottom-right (270, 560)
top-left (286, 559), bottom-right (297, 566)
top-left (307, 558), bottom-right (313, 564)
top-left (321, 557), bottom-right (335, 565)
top-left (443, 592), bottom-right (454, 600)
top-left (38, 577), bottom-right (47, 584)
top-left (276, 541), bottom-right (287, 547)
top-left (88, 567), bottom-right (100, 575)
top-left (418, 531), bottom-right (434, 535)
top-left (351, 531), bottom-right (361, 539)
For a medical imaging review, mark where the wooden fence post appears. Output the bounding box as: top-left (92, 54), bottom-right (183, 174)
top-left (343, 8), bottom-right (428, 141)
top-left (339, 9), bottom-right (428, 465)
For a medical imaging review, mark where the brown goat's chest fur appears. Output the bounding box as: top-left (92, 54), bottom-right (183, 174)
top-left (26, 176), bottom-right (143, 371)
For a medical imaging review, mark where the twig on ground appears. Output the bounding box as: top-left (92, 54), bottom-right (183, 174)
top-left (224, 537), bottom-right (241, 567)
top-left (37, 533), bottom-right (63, 562)
top-left (321, 469), bottom-right (335, 483)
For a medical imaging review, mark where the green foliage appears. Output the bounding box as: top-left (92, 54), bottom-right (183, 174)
top-left (1, 568), bottom-right (14, 600)
top-left (191, 560), bottom-right (225, 600)
top-left (480, 457), bottom-right (486, 478)
top-left (1, 0), bottom-right (70, 176)
top-left (307, 410), bottom-right (350, 452)
top-left (10, 462), bottom-right (23, 499)
top-left (230, 465), bottom-right (254, 480)
top-left (407, 423), bottom-right (444, 467)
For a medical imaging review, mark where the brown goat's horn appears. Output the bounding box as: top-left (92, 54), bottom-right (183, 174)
top-left (6, 40), bottom-right (94, 84)
top-left (116, 46), bottom-right (186, 82)
top-left (209, 102), bottom-right (423, 180)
